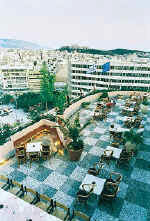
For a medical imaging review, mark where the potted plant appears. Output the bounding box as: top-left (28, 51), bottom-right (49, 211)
top-left (58, 113), bottom-right (90, 161)
top-left (124, 129), bottom-right (143, 155)
top-left (67, 126), bottom-right (84, 161)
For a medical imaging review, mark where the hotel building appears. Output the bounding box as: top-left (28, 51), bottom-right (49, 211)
top-left (69, 57), bottom-right (150, 98)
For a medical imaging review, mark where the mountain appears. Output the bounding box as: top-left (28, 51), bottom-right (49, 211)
top-left (0, 39), bottom-right (42, 49)
top-left (59, 46), bottom-right (148, 56)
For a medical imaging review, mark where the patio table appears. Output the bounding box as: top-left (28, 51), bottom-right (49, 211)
top-left (122, 107), bottom-right (134, 112)
top-left (116, 127), bottom-right (130, 132)
top-left (123, 116), bottom-right (134, 121)
top-left (105, 146), bottom-right (122, 159)
top-left (109, 124), bottom-right (129, 133)
top-left (80, 174), bottom-right (106, 196)
top-left (0, 188), bottom-right (61, 221)
top-left (26, 142), bottom-right (42, 153)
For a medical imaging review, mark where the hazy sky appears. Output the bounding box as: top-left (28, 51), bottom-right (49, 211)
top-left (0, 0), bottom-right (150, 50)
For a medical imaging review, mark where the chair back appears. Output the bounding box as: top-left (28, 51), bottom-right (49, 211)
top-left (88, 162), bottom-right (104, 176)
top-left (29, 152), bottom-right (39, 160)
top-left (102, 182), bottom-right (119, 200)
top-left (42, 145), bottom-right (50, 152)
top-left (16, 147), bottom-right (26, 155)
top-left (109, 172), bottom-right (122, 185)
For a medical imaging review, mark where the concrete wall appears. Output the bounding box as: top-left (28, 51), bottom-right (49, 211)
top-left (108, 91), bottom-right (150, 97)
top-left (63, 93), bottom-right (101, 120)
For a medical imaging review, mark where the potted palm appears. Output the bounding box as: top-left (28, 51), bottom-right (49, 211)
top-left (67, 126), bottom-right (84, 161)
top-left (124, 129), bottom-right (143, 155)
top-left (58, 113), bottom-right (90, 161)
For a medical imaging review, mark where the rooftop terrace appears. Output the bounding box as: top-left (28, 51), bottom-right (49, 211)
top-left (0, 94), bottom-right (150, 220)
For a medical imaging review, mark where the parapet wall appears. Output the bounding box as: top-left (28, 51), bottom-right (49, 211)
top-left (63, 93), bottom-right (101, 120)
top-left (108, 91), bottom-right (150, 97)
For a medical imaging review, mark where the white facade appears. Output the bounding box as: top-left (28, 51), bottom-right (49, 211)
top-left (0, 66), bottom-right (31, 92)
top-left (69, 58), bottom-right (150, 97)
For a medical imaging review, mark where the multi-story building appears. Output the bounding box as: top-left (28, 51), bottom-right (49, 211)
top-left (69, 58), bottom-right (150, 98)
top-left (28, 70), bottom-right (42, 92)
top-left (0, 66), bottom-right (31, 93)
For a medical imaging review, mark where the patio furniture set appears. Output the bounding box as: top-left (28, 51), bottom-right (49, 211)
top-left (15, 141), bottom-right (52, 168)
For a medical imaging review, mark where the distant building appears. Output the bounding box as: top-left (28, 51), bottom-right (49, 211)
top-left (0, 66), bottom-right (31, 93)
top-left (69, 58), bottom-right (150, 98)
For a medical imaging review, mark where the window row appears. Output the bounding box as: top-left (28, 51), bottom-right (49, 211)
top-left (72, 70), bottom-right (150, 77)
top-left (72, 64), bottom-right (150, 71)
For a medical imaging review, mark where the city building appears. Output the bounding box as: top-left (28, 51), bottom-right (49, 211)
top-left (0, 66), bottom-right (31, 93)
top-left (69, 57), bottom-right (150, 98)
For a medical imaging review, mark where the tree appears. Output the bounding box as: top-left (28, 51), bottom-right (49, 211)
top-left (16, 92), bottom-right (41, 112)
top-left (2, 94), bottom-right (14, 104)
top-left (55, 90), bottom-right (66, 114)
top-left (40, 62), bottom-right (55, 110)
top-left (0, 124), bottom-right (12, 145)
top-left (54, 86), bottom-right (69, 114)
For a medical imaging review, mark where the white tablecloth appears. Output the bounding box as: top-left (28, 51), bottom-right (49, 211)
top-left (122, 107), bottom-right (134, 112)
top-left (80, 174), bottom-right (106, 196)
top-left (0, 188), bottom-right (61, 221)
top-left (105, 146), bottom-right (122, 159)
top-left (26, 142), bottom-right (42, 153)
top-left (109, 124), bottom-right (129, 133)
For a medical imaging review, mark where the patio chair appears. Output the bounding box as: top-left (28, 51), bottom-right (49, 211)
top-left (2, 178), bottom-right (13, 190)
top-left (100, 182), bottom-right (119, 202)
top-left (41, 150), bottom-right (50, 160)
top-left (42, 145), bottom-right (50, 152)
top-left (116, 155), bottom-right (131, 169)
top-left (88, 162), bottom-right (104, 176)
top-left (20, 187), bottom-right (35, 203)
top-left (50, 201), bottom-right (71, 221)
top-left (76, 182), bottom-right (95, 205)
top-left (16, 146), bottom-right (27, 167)
top-left (47, 199), bottom-right (57, 214)
top-left (101, 150), bottom-right (113, 165)
top-left (16, 146), bottom-right (26, 156)
top-left (111, 142), bottom-right (120, 148)
top-left (8, 180), bottom-right (22, 195)
top-left (16, 184), bottom-right (27, 198)
top-left (29, 152), bottom-right (40, 167)
top-left (106, 172), bottom-right (122, 185)
top-left (35, 194), bottom-right (51, 212)
top-left (31, 191), bottom-right (40, 205)
top-left (17, 154), bottom-right (27, 168)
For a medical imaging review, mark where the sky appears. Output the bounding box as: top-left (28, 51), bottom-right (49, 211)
top-left (0, 0), bottom-right (150, 51)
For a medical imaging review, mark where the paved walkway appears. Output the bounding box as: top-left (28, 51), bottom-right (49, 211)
top-left (0, 97), bottom-right (150, 221)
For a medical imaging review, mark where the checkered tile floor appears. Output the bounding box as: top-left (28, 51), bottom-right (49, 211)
top-left (1, 98), bottom-right (150, 221)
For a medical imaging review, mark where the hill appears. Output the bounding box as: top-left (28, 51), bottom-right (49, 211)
top-left (59, 46), bottom-right (148, 56)
top-left (0, 39), bottom-right (42, 49)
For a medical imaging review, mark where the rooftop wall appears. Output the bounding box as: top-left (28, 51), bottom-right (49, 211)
top-left (63, 92), bottom-right (101, 120)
